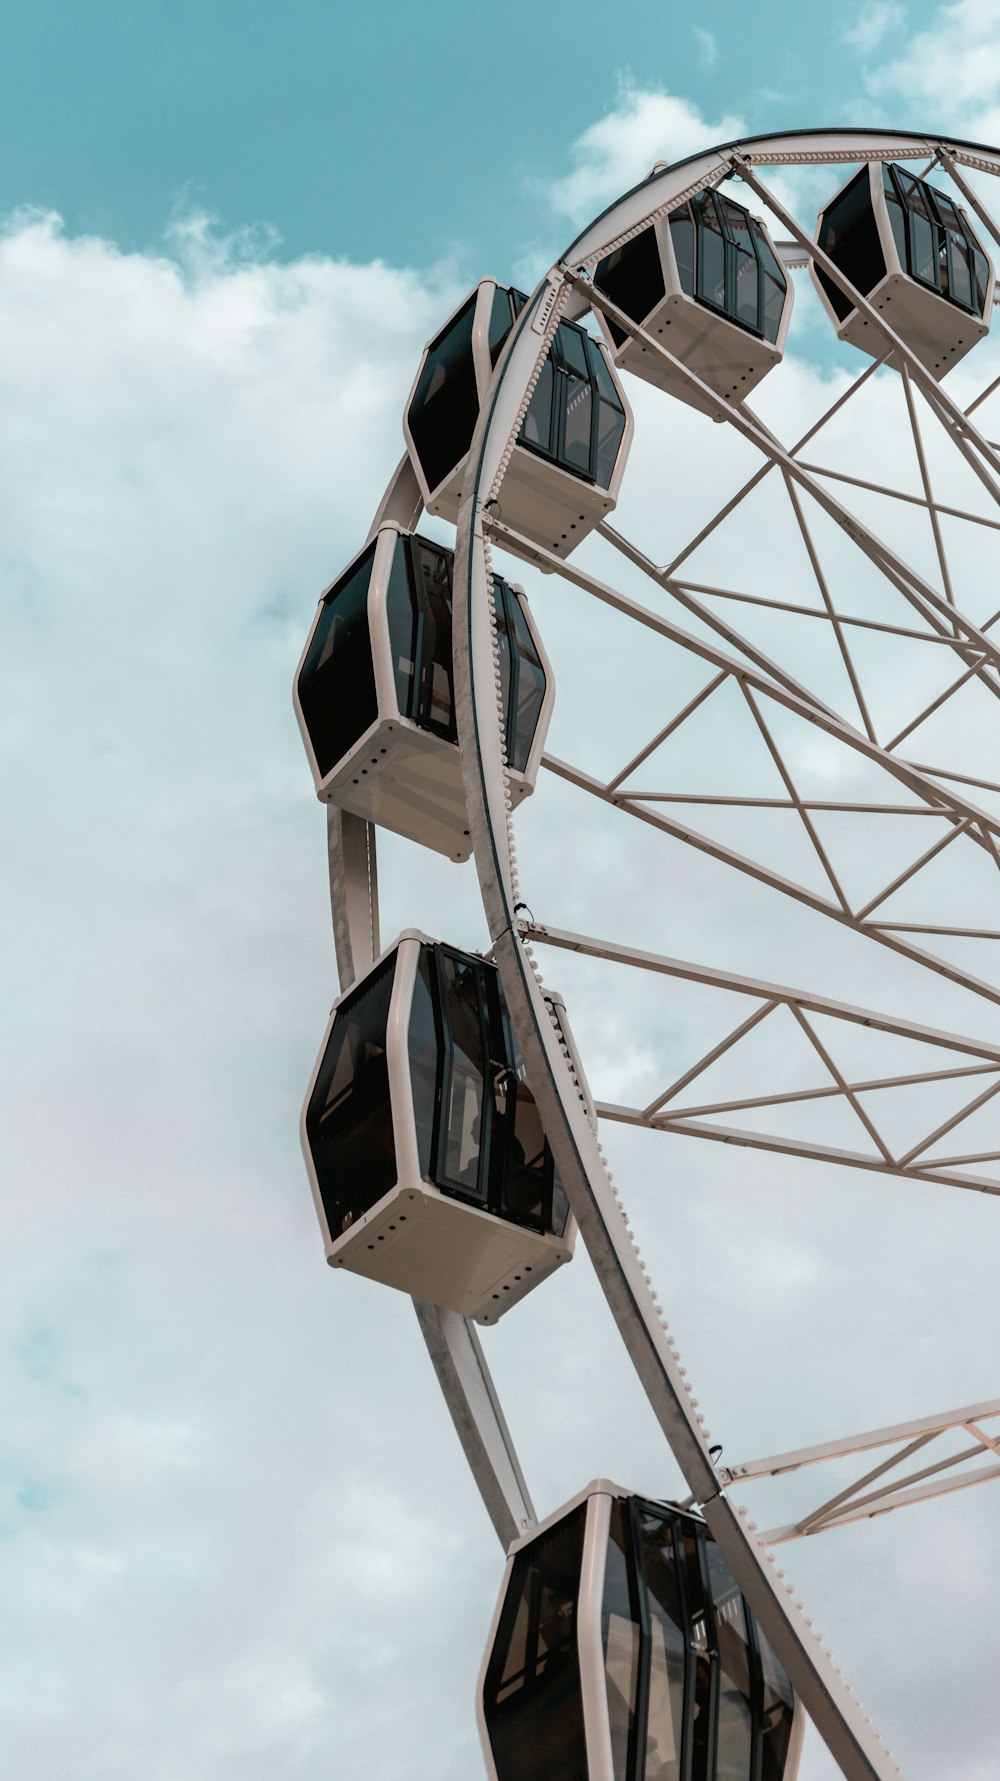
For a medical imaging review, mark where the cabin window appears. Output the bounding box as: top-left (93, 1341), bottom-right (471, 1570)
top-left (595, 227), bottom-right (667, 348)
top-left (520, 321), bottom-right (625, 490)
top-left (483, 1507), bottom-right (589, 1781)
top-left (298, 542), bottom-right (378, 778)
top-left (816, 167), bottom-right (887, 321)
top-left (408, 292), bottom-right (481, 494)
top-left (603, 1501), bottom-right (643, 1781)
top-left (706, 1542), bottom-right (754, 1781)
top-left (305, 958), bottom-right (397, 1236)
top-left (637, 1507), bottom-right (687, 1781)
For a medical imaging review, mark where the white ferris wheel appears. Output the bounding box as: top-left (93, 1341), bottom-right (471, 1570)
top-left (293, 129), bottom-right (1000, 1781)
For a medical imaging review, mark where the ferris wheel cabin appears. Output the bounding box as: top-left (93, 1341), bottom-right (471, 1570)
top-left (301, 932), bottom-right (577, 1322)
top-left (293, 524), bottom-right (553, 860)
top-left (479, 1481), bottom-right (804, 1781)
top-left (404, 278), bottom-right (633, 562)
top-left (811, 162), bottom-right (995, 376)
top-left (593, 191), bottom-right (792, 418)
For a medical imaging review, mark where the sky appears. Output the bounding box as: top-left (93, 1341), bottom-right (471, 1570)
top-left (4, 2), bottom-right (1000, 1779)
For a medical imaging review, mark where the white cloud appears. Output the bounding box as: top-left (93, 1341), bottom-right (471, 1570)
top-left (841, 0), bottom-right (908, 55)
top-left (693, 26), bottom-right (718, 68)
top-left (545, 81), bottom-right (744, 225)
top-left (4, 120), bottom-right (1000, 1781)
top-left (863, 0), bottom-right (1000, 120)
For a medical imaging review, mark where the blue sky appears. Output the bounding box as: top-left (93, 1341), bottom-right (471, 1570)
top-left (0, 0), bottom-right (964, 269)
top-left (5, 3), bottom-right (1000, 1779)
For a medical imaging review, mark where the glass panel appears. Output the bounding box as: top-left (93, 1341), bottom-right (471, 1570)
top-left (972, 242), bottom-right (991, 313)
top-left (559, 337), bottom-right (594, 477)
top-left (304, 958), bottom-right (397, 1236)
top-left (587, 336), bottom-right (626, 488)
top-left (502, 1063), bottom-right (548, 1229)
top-left (409, 538), bottom-right (456, 740)
top-left (695, 193), bottom-right (727, 313)
top-left (603, 1502), bottom-right (641, 1781)
top-left (595, 226), bottom-right (666, 343)
top-left (507, 589), bottom-right (547, 772)
top-left (438, 953), bottom-right (488, 1201)
top-left (902, 178), bottom-right (937, 288)
top-left (483, 1507), bottom-right (588, 1781)
top-left (946, 227), bottom-right (974, 309)
top-left (385, 532), bottom-right (417, 719)
top-left (884, 192), bottom-right (907, 266)
top-left (520, 353), bottom-right (555, 456)
top-left (753, 230), bottom-right (787, 344)
top-left (816, 167), bottom-right (885, 321)
top-left (489, 285), bottom-right (515, 367)
top-left (408, 948), bottom-right (439, 1180)
top-left (638, 1508), bottom-right (687, 1781)
top-left (670, 209), bottom-right (695, 295)
top-left (407, 292), bottom-right (480, 494)
top-left (706, 1543), bottom-right (753, 1781)
top-left (492, 576), bottom-right (515, 766)
top-left (757, 1626), bottom-right (795, 1781)
top-left (733, 247), bottom-right (759, 332)
top-left (298, 542), bottom-right (378, 778)
top-left (682, 1530), bottom-right (713, 1781)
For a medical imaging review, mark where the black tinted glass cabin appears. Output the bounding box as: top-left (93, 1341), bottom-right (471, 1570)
top-left (601, 194), bottom-right (788, 346)
top-left (305, 958), bottom-right (397, 1237)
top-left (819, 163), bottom-right (990, 322)
top-left (298, 542), bottom-right (378, 778)
top-left (520, 321), bottom-right (626, 490)
top-left (408, 292), bottom-right (481, 494)
top-left (484, 1506), bottom-right (589, 1781)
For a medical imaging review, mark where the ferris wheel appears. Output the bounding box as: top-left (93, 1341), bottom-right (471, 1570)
top-left (294, 129), bottom-right (1000, 1781)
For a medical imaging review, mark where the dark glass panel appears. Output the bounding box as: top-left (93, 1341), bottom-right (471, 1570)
top-left (595, 226), bottom-right (666, 345)
top-left (705, 1543), bottom-right (753, 1781)
top-left (903, 177), bottom-right (937, 289)
top-left (484, 1507), bottom-right (589, 1781)
top-left (410, 538), bottom-right (456, 740)
top-left (408, 293), bottom-right (480, 495)
top-left (637, 1508), bottom-right (687, 1781)
top-left (884, 191), bottom-right (907, 266)
top-left (753, 230), bottom-right (788, 345)
top-left (603, 1502), bottom-right (642, 1781)
top-left (493, 576), bottom-right (515, 763)
top-left (551, 1167), bottom-right (570, 1238)
top-left (695, 192), bottom-right (727, 314)
top-left (298, 542), bottom-right (378, 778)
top-left (507, 589), bottom-right (547, 772)
top-left (408, 948), bottom-right (439, 1179)
top-left (305, 959), bottom-right (397, 1236)
top-left (561, 362), bottom-right (594, 475)
top-left (972, 241), bottom-right (991, 313)
top-left (521, 353), bottom-right (555, 455)
top-left (501, 1063), bottom-right (548, 1229)
top-left (816, 167), bottom-right (886, 321)
top-left (681, 1530), bottom-right (714, 1781)
top-left (588, 336), bottom-right (627, 488)
top-left (489, 285), bottom-right (516, 368)
top-left (670, 208), bottom-right (695, 295)
top-left (946, 227), bottom-right (974, 309)
top-left (385, 532), bottom-right (417, 718)
top-left (438, 953), bottom-right (489, 1202)
top-left (757, 1626), bottom-right (795, 1781)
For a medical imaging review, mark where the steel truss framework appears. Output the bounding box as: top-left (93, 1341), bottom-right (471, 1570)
top-left (326, 130), bottom-right (1000, 1781)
